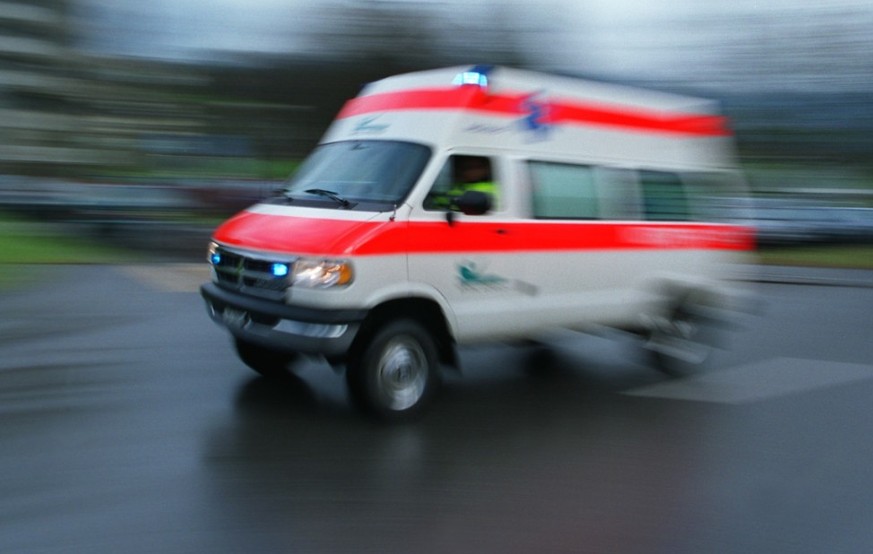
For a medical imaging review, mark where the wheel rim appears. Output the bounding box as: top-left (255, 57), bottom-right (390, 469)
top-left (653, 310), bottom-right (711, 365)
top-left (375, 336), bottom-right (429, 411)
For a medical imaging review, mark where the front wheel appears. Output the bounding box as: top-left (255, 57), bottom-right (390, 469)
top-left (346, 319), bottom-right (440, 420)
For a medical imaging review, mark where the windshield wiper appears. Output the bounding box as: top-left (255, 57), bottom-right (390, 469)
top-left (304, 188), bottom-right (353, 208)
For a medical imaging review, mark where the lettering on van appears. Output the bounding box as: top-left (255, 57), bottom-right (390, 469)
top-left (354, 116), bottom-right (389, 134)
top-left (463, 92), bottom-right (553, 141)
top-left (621, 225), bottom-right (752, 249)
top-left (464, 123), bottom-right (511, 135)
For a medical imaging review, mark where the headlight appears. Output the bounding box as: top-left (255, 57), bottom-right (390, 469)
top-left (292, 258), bottom-right (354, 289)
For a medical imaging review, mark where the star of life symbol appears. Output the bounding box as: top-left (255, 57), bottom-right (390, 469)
top-left (518, 92), bottom-right (551, 139)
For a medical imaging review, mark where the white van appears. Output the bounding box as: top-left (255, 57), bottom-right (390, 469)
top-left (201, 65), bottom-right (755, 419)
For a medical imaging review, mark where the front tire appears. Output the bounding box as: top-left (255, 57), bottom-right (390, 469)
top-left (346, 319), bottom-right (440, 420)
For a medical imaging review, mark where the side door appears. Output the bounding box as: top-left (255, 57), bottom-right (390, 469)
top-left (407, 153), bottom-right (531, 342)
top-left (509, 160), bottom-right (647, 330)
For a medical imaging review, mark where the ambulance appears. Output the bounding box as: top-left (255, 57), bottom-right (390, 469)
top-left (201, 65), bottom-right (755, 419)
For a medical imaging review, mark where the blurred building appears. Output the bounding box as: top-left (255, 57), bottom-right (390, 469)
top-left (0, 0), bottom-right (100, 175)
top-left (0, 0), bottom-right (209, 179)
top-left (72, 55), bottom-right (209, 178)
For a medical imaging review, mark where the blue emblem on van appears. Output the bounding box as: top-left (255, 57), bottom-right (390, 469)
top-left (519, 92), bottom-right (551, 139)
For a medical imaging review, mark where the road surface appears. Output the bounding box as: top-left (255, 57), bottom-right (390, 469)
top-left (1, 264), bottom-right (872, 553)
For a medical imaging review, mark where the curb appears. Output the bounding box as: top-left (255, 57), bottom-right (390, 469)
top-left (733, 265), bottom-right (873, 289)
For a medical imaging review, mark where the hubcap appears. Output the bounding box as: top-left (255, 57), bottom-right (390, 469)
top-left (376, 337), bottom-right (428, 411)
top-left (652, 311), bottom-right (711, 365)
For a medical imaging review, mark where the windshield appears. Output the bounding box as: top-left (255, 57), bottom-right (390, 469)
top-left (283, 140), bottom-right (431, 209)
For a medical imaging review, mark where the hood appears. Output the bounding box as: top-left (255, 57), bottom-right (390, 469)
top-left (211, 206), bottom-right (402, 257)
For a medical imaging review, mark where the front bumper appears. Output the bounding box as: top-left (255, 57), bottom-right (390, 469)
top-left (200, 282), bottom-right (366, 358)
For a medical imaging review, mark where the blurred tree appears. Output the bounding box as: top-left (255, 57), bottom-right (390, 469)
top-left (294, 0), bottom-right (534, 76)
top-left (53, 0), bottom-right (581, 178)
top-left (196, 0), bottom-right (564, 162)
top-left (656, 4), bottom-right (873, 173)
top-left (705, 5), bottom-right (873, 92)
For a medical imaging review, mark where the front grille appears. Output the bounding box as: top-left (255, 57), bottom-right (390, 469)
top-left (210, 244), bottom-right (294, 301)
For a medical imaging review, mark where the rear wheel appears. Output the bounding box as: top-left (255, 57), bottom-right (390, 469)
top-left (645, 295), bottom-right (720, 377)
top-left (346, 319), bottom-right (440, 420)
top-left (234, 338), bottom-right (297, 380)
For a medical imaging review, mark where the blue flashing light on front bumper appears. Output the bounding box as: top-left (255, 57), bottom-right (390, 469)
top-left (271, 263), bottom-right (289, 278)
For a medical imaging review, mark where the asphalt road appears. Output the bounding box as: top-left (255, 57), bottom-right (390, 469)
top-left (1, 264), bottom-right (872, 554)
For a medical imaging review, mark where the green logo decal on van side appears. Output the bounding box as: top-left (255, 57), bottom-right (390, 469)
top-left (457, 260), bottom-right (539, 296)
top-left (458, 261), bottom-right (506, 286)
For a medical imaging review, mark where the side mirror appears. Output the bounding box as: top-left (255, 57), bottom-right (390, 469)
top-left (455, 190), bottom-right (492, 216)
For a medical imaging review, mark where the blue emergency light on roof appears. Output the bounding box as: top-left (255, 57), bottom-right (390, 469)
top-left (271, 263), bottom-right (289, 278)
top-left (452, 71), bottom-right (488, 88)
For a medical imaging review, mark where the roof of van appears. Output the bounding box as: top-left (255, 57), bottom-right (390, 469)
top-left (356, 65), bottom-right (720, 117)
top-left (324, 65), bottom-right (736, 170)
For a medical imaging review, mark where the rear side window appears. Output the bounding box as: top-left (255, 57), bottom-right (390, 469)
top-left (639, 170), bottom-right (690, 221)
top-left (596, 167), bottom-right (641, 220)
top-left (529, 161), bottom-right (598, 219)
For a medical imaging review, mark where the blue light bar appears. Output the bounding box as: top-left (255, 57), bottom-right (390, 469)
top-left (271, 263), bottom-right (289, 278)
top-left (452, 71), bottom-right (488, 88)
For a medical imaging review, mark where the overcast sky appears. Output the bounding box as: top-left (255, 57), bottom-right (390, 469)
top-left (75, 0), bottom-right (873, 92)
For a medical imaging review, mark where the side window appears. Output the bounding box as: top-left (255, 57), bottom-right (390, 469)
top-left (639, 170), bottom-right (690, 221)
top-left (529, 161), bottom-right (598, 219)
top-left (424, 155), bottom-right (499, 211)
top-left (596, 167), bottom-right (642, 220)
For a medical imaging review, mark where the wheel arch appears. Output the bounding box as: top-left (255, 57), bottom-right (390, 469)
top-left (351, 296), bottom-right (458, 369)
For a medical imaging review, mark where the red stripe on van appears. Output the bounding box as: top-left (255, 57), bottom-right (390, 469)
top-left (213, 212), bottom-right (755, 256)
top-left (336, 87), bottom-right (730, 137)
top-left (337, 87), bottom-right (487, 118)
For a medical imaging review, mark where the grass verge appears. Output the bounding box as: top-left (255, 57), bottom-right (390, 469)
top-left (0, 212), bottom-right (139, 288)
top-left (757, 244), bottom-right (873, 270)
